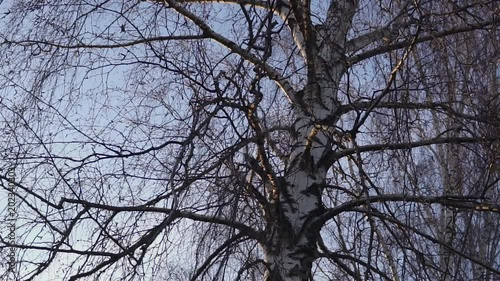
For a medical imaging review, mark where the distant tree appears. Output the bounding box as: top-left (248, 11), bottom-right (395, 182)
top-left (371, 9), bottom-right (500, 280)
top-left (0, 1), bottom-right (499, 280)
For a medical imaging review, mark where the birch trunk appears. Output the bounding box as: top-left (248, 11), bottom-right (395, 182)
top-left (262, 71), bottom-right (344, 281)
top-left (438, 140), bottom-right (461, 281)
top-left (261, 1), bottom-right (354, 278)
top-left (436, 94), bottom-right (463, 281)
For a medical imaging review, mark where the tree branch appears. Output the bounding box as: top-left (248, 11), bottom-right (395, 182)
top-left (350, 207), bottom-right (500, 277)
top-left (339, 101), bottom-right (496, 124)
top-left (57, 197), bottom-right (262, 240)
top-left (330, 136), bottom-right (500, 161)
top-left (148, 0), bottom-right (310, 59)
top-left (319, 194), bottom-right (499, 225)
top-left (348, 18), bottom-right (498, 64)
top-left (160, 0), bottom-right (300, 105)
top-left (1, 35), bottom-right (206, 49)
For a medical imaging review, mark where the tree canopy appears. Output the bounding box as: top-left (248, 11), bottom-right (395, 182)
top-left (0, 0), bottom-right (499, 280)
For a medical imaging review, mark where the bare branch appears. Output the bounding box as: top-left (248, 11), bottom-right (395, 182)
top-left (57, 197), bottom-right (262, 240)
top-left (1, 35), bottom-right (207, 49)
top-left (330, 136), bottom-right (500, 161)
top-left (349, 18), bottom-right (498, 64)
top-left (320, 194), bottom-right (500, 224)
top-left (161, 0), bottom-right (300, 105)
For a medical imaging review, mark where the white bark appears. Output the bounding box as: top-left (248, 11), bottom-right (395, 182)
top-left (260, 2), bottom-right (359, 280)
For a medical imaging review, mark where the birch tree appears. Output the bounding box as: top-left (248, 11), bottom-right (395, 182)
top-left (376, 9), bottom-right (500, 279)
top-left (0, 0), bottom-right (499, 280)
top-left (423, 20), bottom-right (499, 280)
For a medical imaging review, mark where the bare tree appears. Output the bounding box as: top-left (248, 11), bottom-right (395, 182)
top-left (0, 1), bottom-right (499, 280)
top-left (372, 6), bottom-right (500, 279)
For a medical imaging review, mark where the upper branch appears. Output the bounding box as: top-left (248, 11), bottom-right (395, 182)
top-left (158, 0), bottom-right (301, 105)
top-left (148, 0), bottom-right (310, 59)
top-left (318, 194), bottom-right (500, 225)
top-left (1, 35), bottom-right (206, 49)
top-left (339, 101), bottom-right (496, 124)
top-left (329, 136), bottom-right (500, 162)
top-left (348, 18), bottom-right (498, 64)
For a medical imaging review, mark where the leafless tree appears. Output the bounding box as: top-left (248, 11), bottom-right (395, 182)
top-left (0, 1), bottom-right (499, 280)
top-left (368, 5), bottom-right (500, 280)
